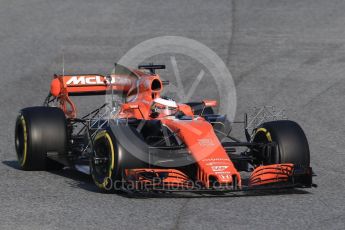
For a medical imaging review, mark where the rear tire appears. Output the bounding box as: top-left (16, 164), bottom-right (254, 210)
top-left (252, 120), bottom-right (310, 167)
top-left (15, 107), bottom-right (66, 170)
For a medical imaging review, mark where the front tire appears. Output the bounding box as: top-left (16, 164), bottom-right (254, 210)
top-left (252, 120), bottom-right (310, 167)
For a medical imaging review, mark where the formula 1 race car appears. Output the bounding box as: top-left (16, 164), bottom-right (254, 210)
top-left (15, 64), bottom-right (315, 194)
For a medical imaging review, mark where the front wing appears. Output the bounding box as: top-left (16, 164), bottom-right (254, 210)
top-left (120, 164), bottom-right (315, 195)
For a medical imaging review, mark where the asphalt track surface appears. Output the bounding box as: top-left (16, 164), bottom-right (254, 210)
top-left (1, 0), bottom-right (345, 229)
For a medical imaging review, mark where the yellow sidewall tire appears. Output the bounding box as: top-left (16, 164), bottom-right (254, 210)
top-left (91, 131), bottom-right (117, 191)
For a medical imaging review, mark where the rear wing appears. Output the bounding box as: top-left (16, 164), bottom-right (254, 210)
top-left (48, 64), bottom-right (164, 118)
top-left (50, 74), bottom-right (136, 96)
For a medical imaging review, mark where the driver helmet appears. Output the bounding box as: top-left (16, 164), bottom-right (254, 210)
top-left (151, 97), bottom-right (178, 116)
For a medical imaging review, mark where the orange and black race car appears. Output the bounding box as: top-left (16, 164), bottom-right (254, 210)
top-left (15, 64), bottom-right (315, 194)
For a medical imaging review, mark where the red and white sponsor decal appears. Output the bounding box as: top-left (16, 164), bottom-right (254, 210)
top-left (215, 171), bottom-right (232, 174)
top-left (197, 138), bottom-right (215, 147)
top-left (219, 174), bottom-right (231, 180)
top-left (211, 166), bottom-right (229, 172)
top-left (202, 158), bottom-right (230, 162)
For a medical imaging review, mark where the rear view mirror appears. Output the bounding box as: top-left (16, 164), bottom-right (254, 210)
top-left (202, 100), bottom-right (217, 107)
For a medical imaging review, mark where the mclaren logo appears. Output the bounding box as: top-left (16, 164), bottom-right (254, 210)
top-left (66, 76), bottom-right (107, 85)
top-left (66, 76), bottom-right (132, 86)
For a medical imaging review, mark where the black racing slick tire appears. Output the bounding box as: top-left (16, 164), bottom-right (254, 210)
top-left (90, 130), bottom-right (123, 192)
top-left (252, 120), bottom-right (310, 167)
top-left (15, 107), bottom-right (67, 170)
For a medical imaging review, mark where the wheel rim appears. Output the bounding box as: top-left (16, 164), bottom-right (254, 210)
top-left (91, 131), bottom-right (115, 189)
top-left (252, 128), bottom-right (273, 165)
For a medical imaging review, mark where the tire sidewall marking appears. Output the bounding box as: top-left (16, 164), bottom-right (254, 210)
top-left (93, 131), bottom-right (115, 189)
top-left (19, 115), bottom-right (28, 167)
